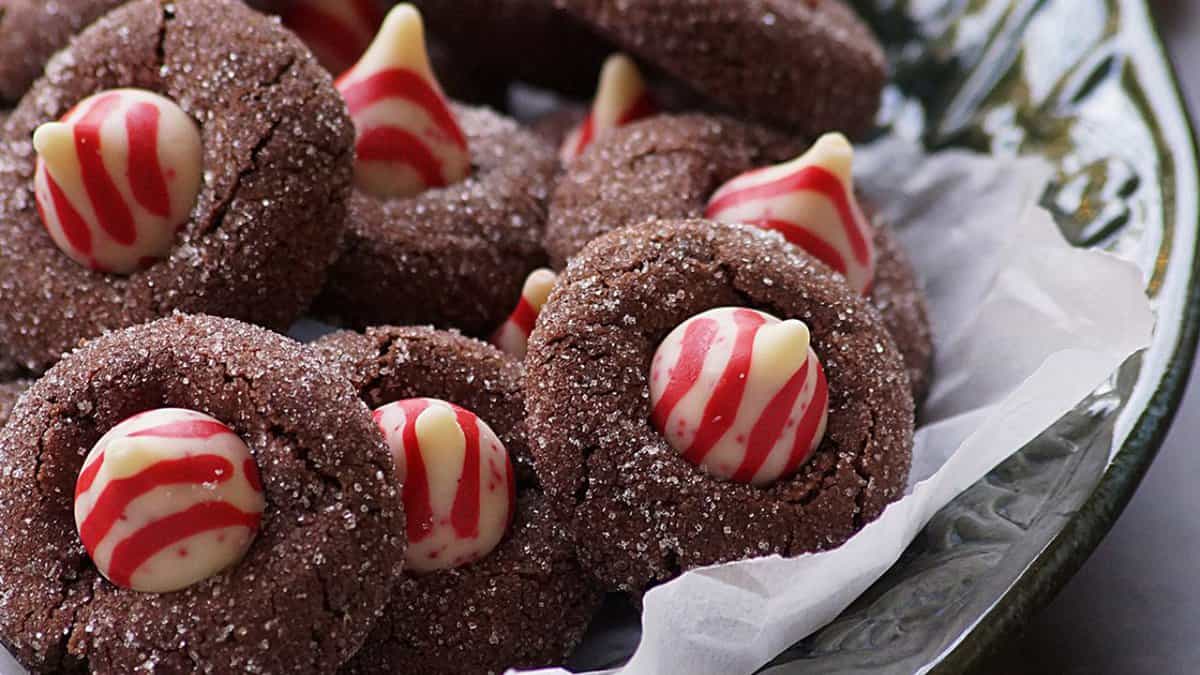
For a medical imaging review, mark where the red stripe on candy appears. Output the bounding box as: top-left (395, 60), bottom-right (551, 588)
top-left (356, 126), bottom-right (445, 189)
top-left (682, 310), bottom-right (767, 465)
top-left (126, 419), bottom-right (235, 440)
top-left (75, 451), bottom-right (106, 499)
top-left (782, 360), bottom-right (828, 476)
top-left (450, 406), bottom-right (482, 539)
top-left (74, 93), bottom-right (138, 246)
top-left (78, 454), bottom-right (236, 556)
top-left (243, 458), bottom-right (263, 493)
top-left (105, 500), bottom-right (260, 588)
top-left (731, 361), bottom-right (810, 483)
top-left (705, 166), bottom-right (870, 265)
top-left (746, 218), bottom-right (850, 276)
top-left (651, 317), bottom-right (719, 430)
top-left (508, 298), bottom-right (539, 336)
top-left (339, 69), bottom-right (467, 150)
top-left (571, 115), bottom-right (596, 158)
top-left (398, 399), bottom-right (435, 543)
top-left (124, 102), bottom-right (171, 218)
top-left (44, 171), bottom-right (93, 256)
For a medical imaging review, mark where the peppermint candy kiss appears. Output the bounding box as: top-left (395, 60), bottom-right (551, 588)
top-left (73, 409), bottom-right (265, 593)
top-left (491, 268), bottom-right (558, 358)
top-left (706, 133), bottom-right (876, 296)
top-left (373, 398), bottom-right (515, 573)
top-left (336, 4), bottom-right (470, 198)
top-left (650, 308), bottom-right (829, 486)
top-left (33, 89), bottom-right (203, 274)
top-left (279, 0), bottom-right (386, 75)
top-left (561, 53), bottom-right (657, 163)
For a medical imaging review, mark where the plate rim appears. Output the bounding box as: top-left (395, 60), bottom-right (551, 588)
top-left (928, 5), bottom-right (1200, 671)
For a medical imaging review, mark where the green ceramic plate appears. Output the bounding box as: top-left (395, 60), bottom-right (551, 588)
top-left (757, 0), bottom-right (1200, 672)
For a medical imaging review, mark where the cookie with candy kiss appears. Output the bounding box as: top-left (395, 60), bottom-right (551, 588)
top-left (560, 53), bottom-right (658, 163)
top-left (33, 89), bottom-right (203, 274)
top-left (73, 408), bottom-right (265, 593)
top-left (0, 0), bottom-right (358, 373)
top-left (544, 113), bottom-right (933, 402)
top-left (316, 6), bottom-right (557, 336)
top-left (313, 326), bottom-right (602, 674)
top-left (650, 308), bottom-right (829, 486)
top-left (525, 218), bottom-right (915, 593)
top-left (0, 314), bottom-right (404, 673)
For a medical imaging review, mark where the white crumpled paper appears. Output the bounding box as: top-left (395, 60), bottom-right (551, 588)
top-left (517, 138), bottom-right (1155, 675)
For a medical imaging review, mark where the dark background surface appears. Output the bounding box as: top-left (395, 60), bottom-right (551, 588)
top-left (978, 3), bottom-right (1200, 673)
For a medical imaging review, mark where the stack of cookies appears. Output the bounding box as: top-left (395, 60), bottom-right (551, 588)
top-left (0, 1), bottom-right (932, 672)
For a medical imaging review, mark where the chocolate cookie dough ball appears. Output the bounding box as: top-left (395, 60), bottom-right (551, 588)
top-left (0, 0), bottom-right (356, 372)
top-left (0, 0), bottom-right (128, 104)
top-left (0, 314), bottom-right (404, 673)
top-left (559, 0), bottom-right (886, 137)
top-left (525, 219), bottom-right (915, 593)
top-left (316, 104), bottom-right (558, 336)
top-left (314, 326), bottom-right (602, 674)
top-left (546, 114), bottom-right (933, 400)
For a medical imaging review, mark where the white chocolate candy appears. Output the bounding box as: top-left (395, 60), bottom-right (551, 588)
top-left (490, 268), bottom-right (558, 358)
top-left (705, 133), bottom-right (877, 295)
top-left (73, 408), bottom-right (265, 593)
top-left (649, 308), bottom-right (828, 486)
top-left (560, 53), bottom-right (657, 163)
top-left (336, 4), bottom-right (470, 198)
top-left (33, 89), bottom-right (203, 274)
top-left (373, 398), bottom-right (514, 573)
top-left (279, 0), bottom-right (385, 75)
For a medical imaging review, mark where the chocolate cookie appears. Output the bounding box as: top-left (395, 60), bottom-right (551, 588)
top-left (0, 0), bottom-right (128, 104)
top-left (546, 114), bottom-right (933, 400)
top-left (313, 326), bottom-right (602, 674)
top-left (312, 325), bottom-right (537, 484)
top-left (0, 0), bottom-right (355, 372)
top-left (525, 219), bottom-right (915, 592)
top-left (316, 104), bottom-right (558, 336)
top-left (559, 0), bottom-right (886, 137)
top-left (409, 0), bottom-right (613, 97)
top-left (0, 314), bottom-right (404, 673)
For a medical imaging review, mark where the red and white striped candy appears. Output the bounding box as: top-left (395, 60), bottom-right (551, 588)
top-left (491, 268), bottom-right (558, 358)
top-left (560, 53), bottom-right (658, 163)
top-left (650, 308), bottom-right (829, 486)
top-left (279, 0), bottom-right (385, 75)
top-left (336, 4), bottom-right (470, 198)
top-left (705, 133), bottom-right (876, 296)
top-left (73, 408), bottom-right (265, 593)
top-left (373, 398), bottom-right (514, 573)
top-left (33, 89), bottom-right (203, 274)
